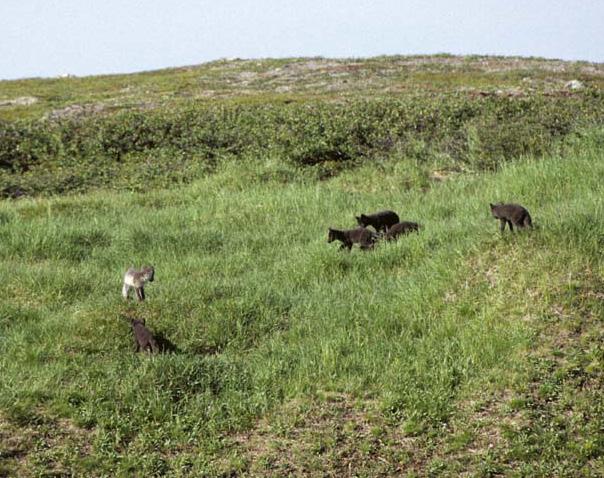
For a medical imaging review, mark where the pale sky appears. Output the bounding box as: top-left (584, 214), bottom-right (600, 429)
top-left (1, 0), bottom-right (603, 80)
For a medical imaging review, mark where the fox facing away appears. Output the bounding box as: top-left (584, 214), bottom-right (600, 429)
top-left (490, 203), bottom-right (532, 232)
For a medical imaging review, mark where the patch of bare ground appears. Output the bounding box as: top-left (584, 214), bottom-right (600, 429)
top-left (0, 412), bottom-right (95, 477)
top-left (226, 60), bottom-right (365, 93)
top-left (218, 389), bottom-right (531, 477)
top-left (447, 269), bottom-right (603, 475)
top-left (0, 96), bottom-right (38, 107)
top-left (44, 103), bottom-right (107, 120)
top-left (387, 55), bottom-right (604, 75)
top-left (431, 391), bottom-right (525, 475)
top-left (205, 56), bottom-right (604, 100)
top-left (219, 393), bottom-right (435, 477)
top-left (210, 55), bottom-right (604, 77)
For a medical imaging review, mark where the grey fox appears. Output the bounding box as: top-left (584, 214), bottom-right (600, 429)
top-left (490, 203), bottom-right (532, 232)
top-left (122, 266), bottom-right (155, 301)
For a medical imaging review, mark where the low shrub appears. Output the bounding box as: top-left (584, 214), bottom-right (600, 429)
top-left (1, 92), bottom-right (603, 196)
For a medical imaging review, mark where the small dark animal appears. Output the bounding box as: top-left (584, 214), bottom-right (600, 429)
top-left (356, 210), bottom-right (400, 233)
top-left (328, 227), bottom-right (377, 251)
top-left (384, 221), bottom-right (421, 241)
top-left (122, 266), bottom-right (155, 301)
top-left (490, 203), bottom-right (533, 232)
top-left (130, 318), bottom-right (159, 353)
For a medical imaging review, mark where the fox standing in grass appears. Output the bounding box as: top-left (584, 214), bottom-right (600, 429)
top-left (130, 318), bottom-right (159, 353)
top-left (490, 203), bottom-right (532, 232)
top-left (384, 221), bottom-right (421, 241)
top-left (356, 210), bottom-right (400, 233)
top-left (122, 266), bottom-right (155, 301)
top-left (328, 227), bottom-right (377, 251)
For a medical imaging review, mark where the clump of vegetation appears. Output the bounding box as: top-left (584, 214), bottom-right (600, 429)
top-left (1, 92), bottom-right (604, 196)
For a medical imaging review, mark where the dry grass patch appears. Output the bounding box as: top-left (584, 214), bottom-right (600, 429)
top-left (0, 412), bottom-right (95, 477)
top-left (219, 393), bottom-right (434, 477)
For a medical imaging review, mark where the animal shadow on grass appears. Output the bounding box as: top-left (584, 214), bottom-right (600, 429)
top-left (189, 343), bottom-right (221, 356)
top-left (151, 331), bottom-right (221, 356)
top-left (154, 330), bottom-right (180, 354)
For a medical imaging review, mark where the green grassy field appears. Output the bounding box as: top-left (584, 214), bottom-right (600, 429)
top-left (0, 130), bottom-right (602, 476)
top-left (1, 56), bottom-right (603, 476)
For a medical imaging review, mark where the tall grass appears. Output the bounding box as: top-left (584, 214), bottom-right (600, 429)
top-left (0, 128), bottom-right (602, 475)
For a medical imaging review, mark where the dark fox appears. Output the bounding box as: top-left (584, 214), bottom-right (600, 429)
top-left (384, 221), bottom-right (421, 241)
top-left (356, 210), bottom-right (400, 233)
top-left (490, 203), bottom-right (532, 232)
top-left (130, 318), bottom-right (159, 353)
top-left (328, 227), bottom-right (377, 251)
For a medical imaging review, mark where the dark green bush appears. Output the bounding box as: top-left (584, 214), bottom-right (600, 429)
top-left (1, 91), bottom-right (603, 196)
top-left (0, 121), bottom-right (63, 172)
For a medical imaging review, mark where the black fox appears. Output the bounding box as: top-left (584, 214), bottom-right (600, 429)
top-left (490, 203), bottom-right (532, 232)
top-left (356, 210), bottom-right (400, 233)
top-left (130, 318), bottom-right (159, 353)
top-left (328, 227), bottom-right (377, 251)
top-left (384, 221), bottom-right (421, 241)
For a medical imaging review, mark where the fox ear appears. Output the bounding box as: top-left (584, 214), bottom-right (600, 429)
top-left (328, 227), bottom-right (334, 232)
top-left (489, 203), bottom-right (495, 209)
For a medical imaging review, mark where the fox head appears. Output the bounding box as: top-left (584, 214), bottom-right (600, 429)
top-left (356, 214), bottom-right (368, 227)
top-left (327, 228), bottom-right (336, 243)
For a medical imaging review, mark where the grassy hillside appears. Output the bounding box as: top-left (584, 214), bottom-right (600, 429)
top-left (0, 131), bottom-right (602, 476)
top-left (2, 55), bottom-right (604, 122)
top-left (1, 55), bottom-right (604, 199)
top-left (0, 56), bottom-right (603, 476)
